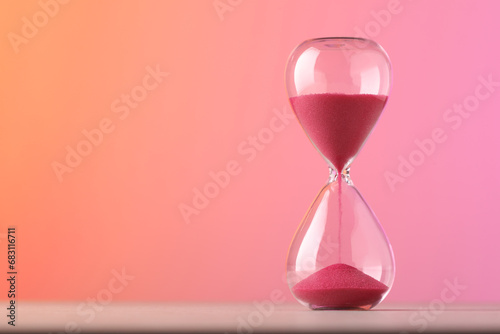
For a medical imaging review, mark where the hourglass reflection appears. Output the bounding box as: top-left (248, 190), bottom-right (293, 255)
top-left (285, 38), bottom-right (395, 310)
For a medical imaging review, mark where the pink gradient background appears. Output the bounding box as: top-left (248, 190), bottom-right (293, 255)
top-left (1, 0), bottom-right (499, 304)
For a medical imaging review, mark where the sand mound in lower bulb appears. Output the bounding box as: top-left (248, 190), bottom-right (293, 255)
top-left (292, 263), bottom-right (388, 310)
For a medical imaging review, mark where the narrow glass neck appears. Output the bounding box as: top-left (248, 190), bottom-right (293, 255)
top-left (328, 167), bottom-right (353, 185)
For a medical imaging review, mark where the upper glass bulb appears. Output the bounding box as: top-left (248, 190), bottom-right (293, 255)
top-left (285, 37), bottom-right (392, 173)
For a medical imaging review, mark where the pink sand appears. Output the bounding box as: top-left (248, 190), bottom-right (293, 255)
top-left (292, 263), bottom-right (388, 309)
top-left (289, 93), bottom-right (387, 172)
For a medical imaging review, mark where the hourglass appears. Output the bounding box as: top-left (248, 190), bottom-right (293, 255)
top-left (285, 38), bottom-right (395, 310)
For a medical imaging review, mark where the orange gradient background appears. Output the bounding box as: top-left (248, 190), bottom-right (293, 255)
top-left (1, 0), bottom-right (500, 303)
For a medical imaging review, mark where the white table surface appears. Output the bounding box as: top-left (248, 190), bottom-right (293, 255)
top-left (2, 302), bottom-right (500, 333)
